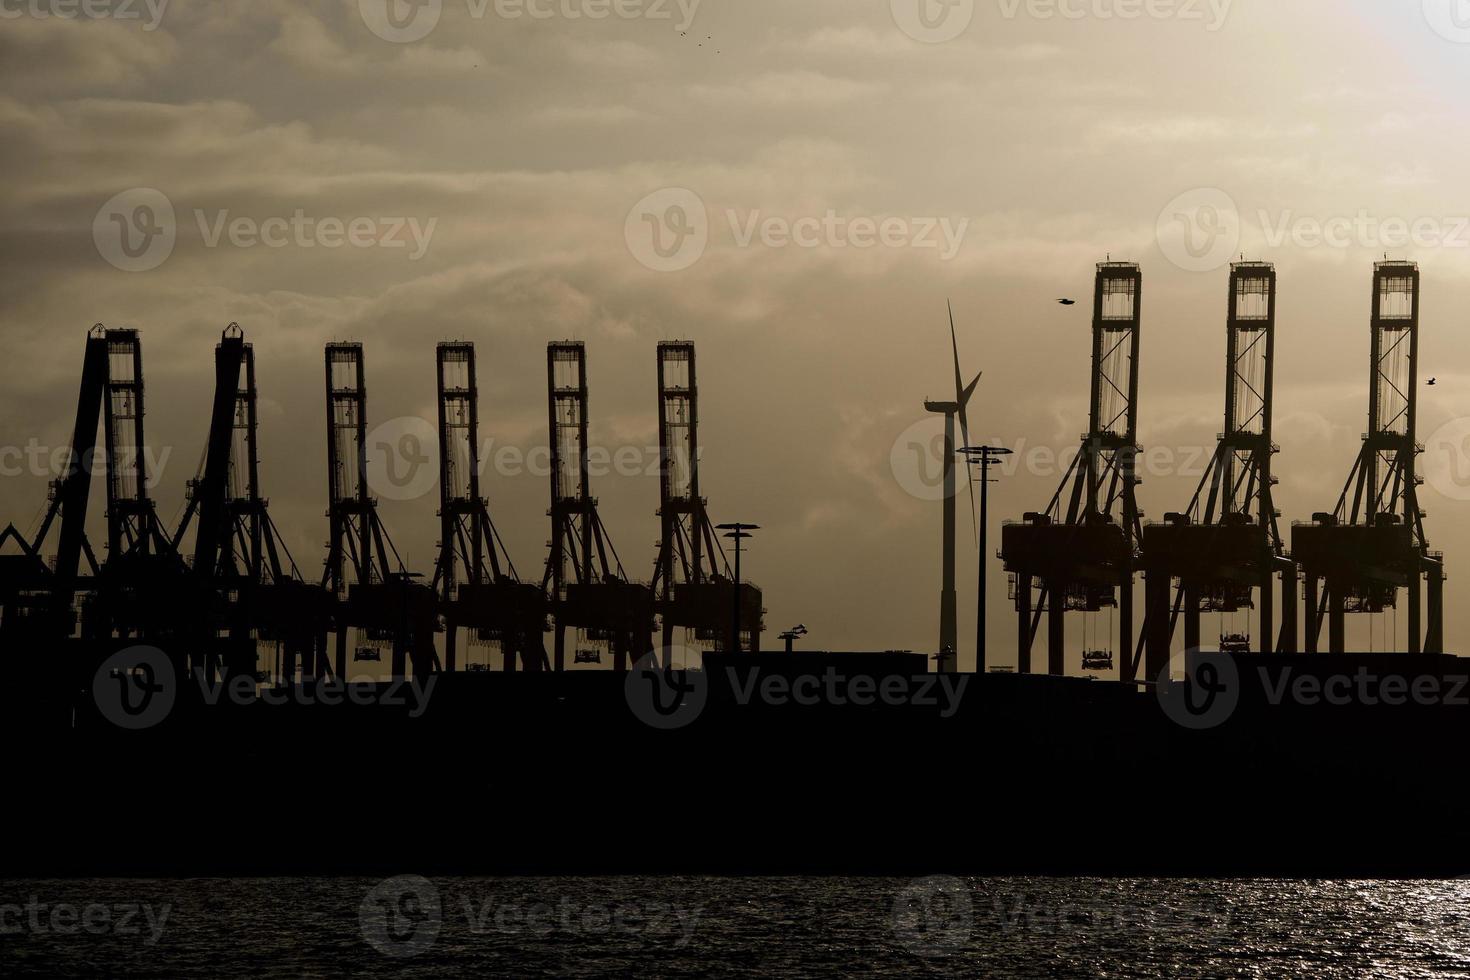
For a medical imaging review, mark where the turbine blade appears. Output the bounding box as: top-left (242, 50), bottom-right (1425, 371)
top-left (949, 301), bottom-right (964, 414)
top-left (960, 371), bottom-right (982, 407)
top-left (949, 301), bottom-right (979, 537)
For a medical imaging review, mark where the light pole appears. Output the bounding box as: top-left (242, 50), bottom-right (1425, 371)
top-left (718, 523), bottom-right (759, 653)
top-left (959, 446), bottom-right (1013, 673)
top-left (778, 624), bottom-right (808, 653)
top-left (391, 569), bottom-right (427, 681)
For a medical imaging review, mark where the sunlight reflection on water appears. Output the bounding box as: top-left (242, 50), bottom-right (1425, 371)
top-left (2, 877), bottom-right (1470, 977)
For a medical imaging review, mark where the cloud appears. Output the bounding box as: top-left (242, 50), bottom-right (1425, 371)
top-left (688, 70), bottom-right (888, 107)
top-left (0, 15), bottom-right (178, 91)
top-left (5, 0), bottom-right (1470, 658)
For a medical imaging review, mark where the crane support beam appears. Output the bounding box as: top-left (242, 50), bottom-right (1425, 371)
top-left (1294, 262), bottom-right (1442, 655)
top-left (1002, 262), bottom-right (1143, 680)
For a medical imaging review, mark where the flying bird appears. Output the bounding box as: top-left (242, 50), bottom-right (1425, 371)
top-left (1057, 298), bottom-right (1076, 306)
top-left (1428, 378), bottom-right (1438, 386)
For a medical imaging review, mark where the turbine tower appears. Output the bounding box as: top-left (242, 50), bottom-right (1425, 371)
top-left (924, 303), bottom-right (981, 673)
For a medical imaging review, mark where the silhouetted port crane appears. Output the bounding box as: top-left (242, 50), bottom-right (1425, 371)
top-left (172, 325), bottom-right (332, 683)
top-left (1, 327), bottom-right (110, 650)
top-left (1292, 262), bottom-right (1445, 654)
top-left (323, 343), bottom-right (438, 680)
top-left (542, 342), bottom-right (654, 671)
top-left (5, 327), bottom-right (223, 676)
top-left (1002, 262), bottom-right (1144, 680)
top-left (652, 342), bottom-right (763, 660)
top-left (431, 342), bottom-right (548, 673)
top-left (91, 328), bottom-right (195, 646)
top-left (0, 523), bottom-right (51, 650)
top-left (1142, 263), bottom-right (1297, 675)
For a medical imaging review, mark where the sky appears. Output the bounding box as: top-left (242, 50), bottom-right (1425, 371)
top-left (5, 0), bottom-right (1470, 672)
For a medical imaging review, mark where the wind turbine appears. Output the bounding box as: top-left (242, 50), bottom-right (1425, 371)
top-left (924, 301), bottom-right (982, 674)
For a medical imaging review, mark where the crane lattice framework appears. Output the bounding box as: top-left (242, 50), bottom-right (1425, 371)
top-left (431, 342), bottom-right (548, 673)
top-left (652, 341), bottom-right (763, 662)
top-left (1293, 261), bottom-right (1444, 654)
top-left (74, 327), bottom-right (193, 644)
top-left (99, 329), bottom-right (175, 565)
top-left (1002, 262), bottom-right (1143, 680)
top-left (1142, 262), bottom-right (1296, 674)
top-left (173, 325), bottom-right (331, 683)
top-left (542, 342), bottom-right (654, 672)
top-left (323, 343), bottom-right (438, 680)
